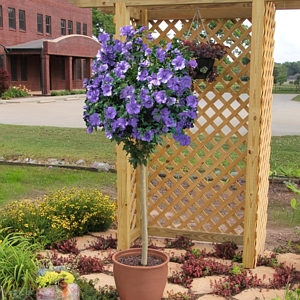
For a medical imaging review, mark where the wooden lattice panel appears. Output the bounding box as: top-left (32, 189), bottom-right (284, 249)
top-left (148, 18), bottom-right (252, 243)
top-left (255, 2), bottom-right (276, 254)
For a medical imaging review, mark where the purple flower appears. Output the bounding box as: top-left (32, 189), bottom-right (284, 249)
top-left (116, 118), bottom-right (128, 129)
top-left (126, 100), bottom-right (141, 115)
top-left (186, 95), bottom-right (198, 108)
top-left (120, 86), bottom-right (135, 99)
top-left (86, 88), bottom-right (100, 103)
top-left (129, 116), bottom-right (138, 127)
top-left (157, 68), bottom-right (173, 83)
top-left (186, 110), bottom-right (197, 119)
top-left (141, 130), bottom-right (154, 142)
top-left (137, 69), bottom-right (148, 81)
top-left (98, 32), bottom-right (110, 43)
top-left (87, 126), bottom-right (93, 134)
top-left (172, 56), bottom-right (186, 70)
top-left (149, 74), bottom-right (161, 87)
top-left (156, 48), bottom-right (166, 62)
top-left (167, 78), bottom-right (179, 91)
top-left (120, 26), bottom-right (135, 37)
top-left (142, 95), bottom-right (153, 108)
top-left (99, 64), bottom-right (108, 72)
top-left (114, 40), bottom-right (123, 52)
top-left (166, 42), bottom-right (172, 51)
top-left (115, 61), bottom-right (130, 77)
top-left (173, 133), bottom-right (191, 146)
top-left (180, 76), bottom-right (192, 89)
top-left (167, 97), bottom-right (176, 106)
top-left (102, 84), bottom-right (112, 96)
top-left (144, 48), bottom-right (152, 56)
top-left (146, 33), bottom-right (154, 42)
top-left (188, 59), bottom-right (197, 68)
top-left (154, 91), bottom-right (167, 104)
top-left (89, 113), bottom-right (101, 126)
top-left (105, 106), bottom-right (117, 119)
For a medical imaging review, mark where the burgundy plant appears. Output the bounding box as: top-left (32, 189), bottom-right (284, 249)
top-left (0, 68), bottom-right (11, 95)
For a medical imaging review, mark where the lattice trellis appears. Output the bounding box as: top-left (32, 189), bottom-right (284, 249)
top-left (255, 2), bottom-right (276, 255)
top-left (113, 2), bottom-right (275, 268)
top-left (144, 18), bottom-right (251, 243)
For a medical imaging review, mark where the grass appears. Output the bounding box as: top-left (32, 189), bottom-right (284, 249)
top-left (0, 124), bottom-right (116, 165)
top-left (272, 84), bottom-right (300, 94)
top-left (0, 164), bottom-right (116, 206)
top-left (292, 94), bottom-right (300, 102)
top-left (270, 136), bottom-right (300, 173)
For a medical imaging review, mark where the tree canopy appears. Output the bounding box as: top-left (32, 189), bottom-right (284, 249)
top-left (92, 8), bottom-right (115, 36)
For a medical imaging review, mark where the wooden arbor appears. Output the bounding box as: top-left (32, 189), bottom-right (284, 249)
top-left (69, 0), bottom-right (300, 268)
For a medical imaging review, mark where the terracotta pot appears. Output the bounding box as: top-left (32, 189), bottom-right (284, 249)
top-left (195, 58), bottom-right (215, 79)
top-left (112, 248), bottom-right (170, 300)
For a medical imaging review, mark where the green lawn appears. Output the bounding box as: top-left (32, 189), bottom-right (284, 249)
top-left (292, 94), bottom-right (300, 102)
top-left (0, 164), bottom-right (116, 206)
top-left (0, 124), bottom-right (115, 165)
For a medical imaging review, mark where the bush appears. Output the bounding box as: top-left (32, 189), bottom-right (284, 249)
top-left (0, 228), bottom-right (39, 299)
top-left (0, 188), bottom-right (116, 246)
top-left (0, 68), bottom-right (11, 95)
top-left (1, 85), bottom-right (30, 99)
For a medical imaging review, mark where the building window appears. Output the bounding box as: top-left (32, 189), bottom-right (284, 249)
top-left (76, 22), bottom-right (81, 34)
top-left (8, 8), bottom-right (16, 29)
top-left (76, 59), bottom-right (82, 80)
top-left (21, 57), bottom-right (27, 81)
top-left (46, 16), bottom-right (51, 34)
top-left (61, 19), bottom-right (66, 35)
top-left (0, 6), bottom-right (3, 28)
top-left (0, 55), bottom-right (4, 69)
top-left (19, 10), bottom-right (26, 31)
top-left (37, 14), bottom-right (43, 33)
top-left (68, 20), bottom-right (73, 34)
top-left (61, 58), bottom-right (65, 80)
top-left (83, 59), bottom-right (87, 78)
top-left (10, 56), bottom-right (17, 81)
top-left (83, 23), bottom-right (87, 35)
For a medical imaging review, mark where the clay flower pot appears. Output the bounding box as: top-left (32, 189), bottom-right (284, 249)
top-left (112, 248), bottom-right (170, 300)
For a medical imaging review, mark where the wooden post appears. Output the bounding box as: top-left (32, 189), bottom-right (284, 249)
top-left (114, 2), bottom-right (131, 250)
top-left (243, 0), bottom-right (265, 268)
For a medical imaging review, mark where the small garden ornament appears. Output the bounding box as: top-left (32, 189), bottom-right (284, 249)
top-left (83, 25), bottom-right (198, 270)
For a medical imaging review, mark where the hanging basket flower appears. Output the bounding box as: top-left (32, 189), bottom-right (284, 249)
top-left (83, 26), bottom-right (199, 168)
top-left (183, 40), bottom-right (229, 82)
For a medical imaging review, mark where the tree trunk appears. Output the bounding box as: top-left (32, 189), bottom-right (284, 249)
top-left (140, 163), bottom-right (148, 266)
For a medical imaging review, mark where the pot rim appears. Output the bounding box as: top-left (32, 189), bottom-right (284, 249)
top-left (112, 248), bottom-right (170, 269)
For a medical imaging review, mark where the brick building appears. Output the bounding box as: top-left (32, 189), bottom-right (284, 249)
top-left (0, 0), bottom-right (100, 94)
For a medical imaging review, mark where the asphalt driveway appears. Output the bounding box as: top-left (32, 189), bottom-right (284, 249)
top-left (0, 93), bottom-right (299, 136)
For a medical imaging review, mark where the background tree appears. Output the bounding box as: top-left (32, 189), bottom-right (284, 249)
top-left (92, 8), bottom-right (115, 36)
top-left (294, 75), bottom-right (300, 91)
top-left (273, 64), bottom-right (288, 88)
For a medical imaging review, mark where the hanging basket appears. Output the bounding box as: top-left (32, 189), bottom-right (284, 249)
top-left (194, 58), bottom-right (215, 79)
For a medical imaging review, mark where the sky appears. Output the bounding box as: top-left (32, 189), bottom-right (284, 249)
top-left (274, 10), bottom-right (300, 63)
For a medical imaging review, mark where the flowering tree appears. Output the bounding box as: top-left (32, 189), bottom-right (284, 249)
top-left (83, 26), bottom-right (198, 265)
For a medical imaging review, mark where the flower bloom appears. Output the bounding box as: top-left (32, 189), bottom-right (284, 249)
top-left (83, 25), bottom-right (198, 167)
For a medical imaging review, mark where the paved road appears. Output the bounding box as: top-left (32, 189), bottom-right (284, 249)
top-left (0, 93), bottom-right (299, 136)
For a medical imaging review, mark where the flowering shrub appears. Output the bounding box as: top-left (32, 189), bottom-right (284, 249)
top-left (0, 189), bottom-right (116, 246)
top-left (1, 84), bottom-right (31, 99)
top-left (83, 25), bottom-right (198, 168)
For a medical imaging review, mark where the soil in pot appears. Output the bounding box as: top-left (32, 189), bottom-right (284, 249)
top-left (117, 254), bottom-right (163, 266)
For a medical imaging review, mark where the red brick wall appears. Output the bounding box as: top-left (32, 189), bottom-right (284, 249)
top-left (0, 0), bottom-right (92, 53)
